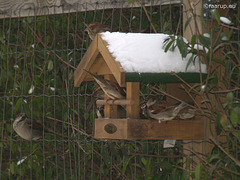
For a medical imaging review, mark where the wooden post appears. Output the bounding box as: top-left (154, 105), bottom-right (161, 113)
top-left (126, 82), bottom-right (140, 118)
top-left (182, 0), bottom-right (212, 169)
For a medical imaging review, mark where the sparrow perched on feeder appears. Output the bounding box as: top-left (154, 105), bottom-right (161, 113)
top-left (86, 84), bottom-right (105, 113)
top-left (96, 105), bottom-right (126, 118)
top-left (96, 105), bottom-right (105, 118)
top-left (84, 22), bottom-right (111, 40)
top-left (83, 70), bottom-right (125, 100)
top-left (142, 99), bottom-right (188, 123)
top-left (178, 108), bottom-right (196, 119)
top-left (13, 113), bottom-right (42, 141)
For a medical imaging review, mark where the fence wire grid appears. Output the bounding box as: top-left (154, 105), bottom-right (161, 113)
top-left (0, 0), bottom-right (239, 179)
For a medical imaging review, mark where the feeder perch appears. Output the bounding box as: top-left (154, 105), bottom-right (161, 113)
top-left (74, 33), bottom-right (207, 140)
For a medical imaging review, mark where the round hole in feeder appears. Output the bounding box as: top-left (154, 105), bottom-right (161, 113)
top-left (104, 123), bottom-right (117, 134)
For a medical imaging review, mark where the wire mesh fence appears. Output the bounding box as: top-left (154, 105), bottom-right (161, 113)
top-left (0, 0), bottom-right (239, 179)
top-left (0, 1), bottom-right (186, 179)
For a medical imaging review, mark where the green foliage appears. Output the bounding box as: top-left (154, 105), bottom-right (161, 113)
top-left (164, 8), bottom-right (240, 179)
top-left (198, 34), bottom-right (210, 49)
top-left (184, 16), bottom-right (192, 31)
top-left (194, 163), bottom-right (202, 180)
top-left (176, 36), bottom-right (188, 58)
top-left (0, 2), bottom-right (239, 179)
top-left (0, 4), bottom-right (183, 177)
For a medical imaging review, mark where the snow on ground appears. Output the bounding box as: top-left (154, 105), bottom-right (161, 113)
top-left (101, 32), bottom-right (207, 73)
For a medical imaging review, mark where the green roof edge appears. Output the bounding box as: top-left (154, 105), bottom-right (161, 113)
top-left (125, 72), bottom-right (207, 83)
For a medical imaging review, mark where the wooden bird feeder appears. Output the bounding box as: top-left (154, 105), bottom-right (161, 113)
top-left (74, 34), bottom-right (207, 140)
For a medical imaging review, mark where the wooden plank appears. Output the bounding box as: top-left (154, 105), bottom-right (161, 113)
top-left (84, 58), bottom-right (112, 81)
top-left (126, 82), bottom-right (140, 118)
top-left (98, 34), bottom-right (125, 87)
top-left (90, 57), bottom-right (104, 74)
top-left (96, 61), bottom-right (112, 76)
top-left (94, 118), bottom-right (205, 140)
top-left (182, 0), bottom-right (212, 170)
top-left (166, 83), bottom-right (191, 104)
top-left (128, 119), bottom-right (204, 140)
top-left (94, 118), bottom-right (128, 139)
top-left (84, 57), bottom-right (105, 81)
top-left (96, 100), bottom-right (133, 106)
top-left (0, 0), bottom-right (181, 19)
top-left (74, 35), bottom-right (99, 87)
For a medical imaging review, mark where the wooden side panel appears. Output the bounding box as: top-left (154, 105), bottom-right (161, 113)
top-left (126, 82), bottom-right (140, 118)
top-left (94, 118), bottom-right (205, 140)
top-left (94, 118), bottom-right (128, 139)
top-left (74, 35), bottom-right (99, 87)
top-left (166, 83), bottom-right (191, 104)
top-left (91, 56), bottom-right (112, 76)
top-left (84, 59), bottom-right (112, 81)
top-left (90, 56), bottom-right (104, 74)
top-left (128, 119), bottom-right (204, 140)
top-left (98, 34), bottom-right (125, 87)
top-left (97, 61), bottom-right (112, 75)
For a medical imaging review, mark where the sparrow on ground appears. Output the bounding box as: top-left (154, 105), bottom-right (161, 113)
top-left (13, 113), bottom-right (42, 141)
top-left (83, 70), bottom-right (125, 100)
top-left (142, 99), bottom-right (188, 123)
top-left (84, 22), bottom-right (111, 40)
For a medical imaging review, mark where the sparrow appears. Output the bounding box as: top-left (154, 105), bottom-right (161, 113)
top-left (84, 22), bottom-right (111, 40)
top-left (143, 98), bottom-right (168, 114)
top-left (96, 105), bottom-right (126, 118)
top-left (83, 69), bottom-right (125, 100)
top-left (96, 105), bottom-right (105, 118)
top-left (13, 113), bottom-right (42, 141)
top-left (86, 84), bottom-right (105, 113)
top-left (178, 108), bottom-right (196, 119)
top-left (142, 99), bottom-right (188, 123)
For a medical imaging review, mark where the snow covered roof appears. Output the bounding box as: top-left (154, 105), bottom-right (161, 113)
top-left (101, 32), bottom-right (207, 73)
top-left (74, 33), bottom-right (207, 87)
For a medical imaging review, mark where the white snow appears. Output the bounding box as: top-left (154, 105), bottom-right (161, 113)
top-left (193, 44), bottom-right (206, 51)
top-left (220, 17), bottom-right (231, 25)
top-left (101, 32), bottom-right (207, 73)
